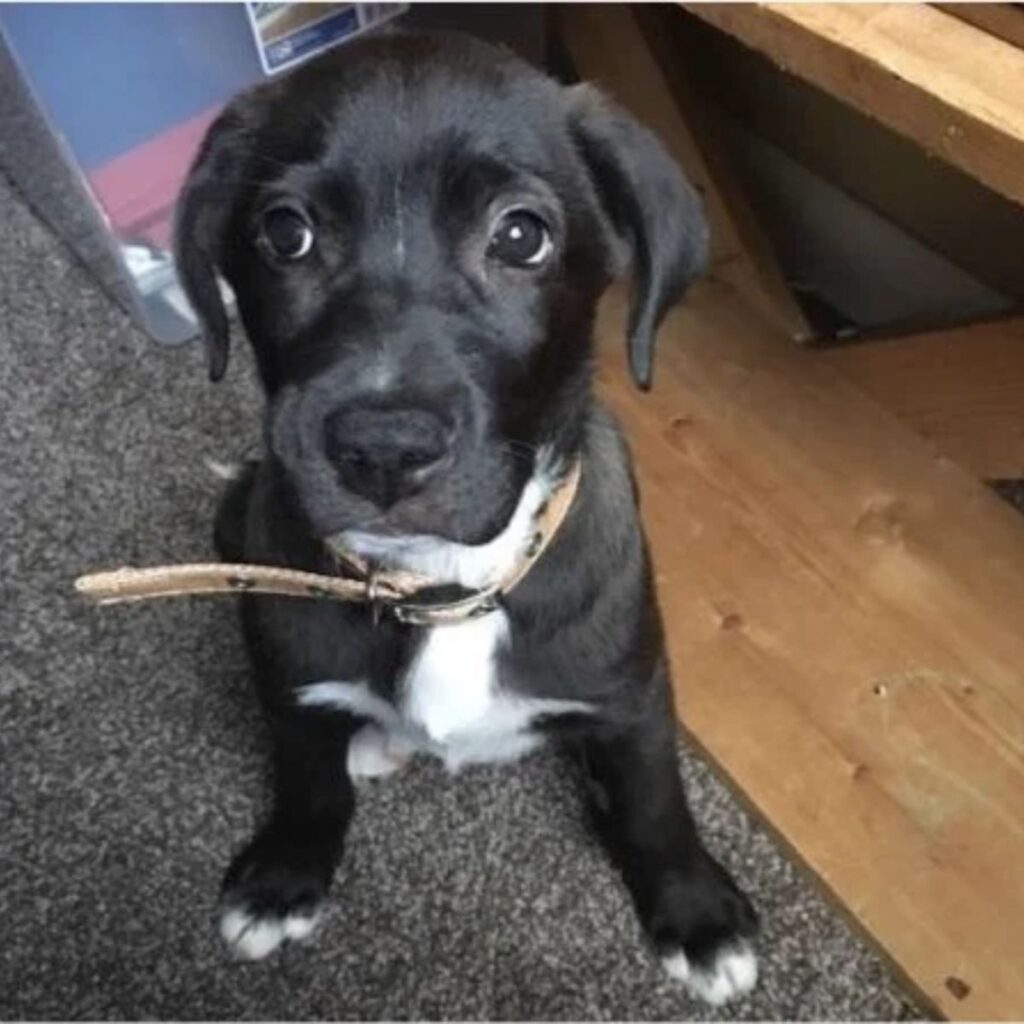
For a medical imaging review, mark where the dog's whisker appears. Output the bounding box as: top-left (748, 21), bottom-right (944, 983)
top-left (503, 439), bottom-right (541, 457)
top-left (496, 445), bottom-right (535, 468)
top-left (312, 109), bottom-right (337, 136)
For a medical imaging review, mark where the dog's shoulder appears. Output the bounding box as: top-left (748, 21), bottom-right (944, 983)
top-left (584, 401), bottom-right (642, 519)
top-left (505, 403), bottom-right (648, 631)
top-left (555, 400), bottom-right (644, 568)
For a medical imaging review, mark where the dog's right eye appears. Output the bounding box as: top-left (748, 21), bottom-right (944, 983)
top-left (257, 205), bottom-right (315, 262)
top-left (487, 208), bottom-right (552, 269)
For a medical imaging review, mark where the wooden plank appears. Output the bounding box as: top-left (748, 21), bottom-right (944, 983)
top-left (675, 10), bottom-right (1024, 303)
top-left (595, 280), bottom-right (1024, 1020)
top-left (823, 318), bottom-right (1024, 480)
top-left (934, 4), bottom-right (1024, 51)
top-left (557, 4), bottom-right (813, 342)
top-left (684, 3), bottom-right (1024, 209)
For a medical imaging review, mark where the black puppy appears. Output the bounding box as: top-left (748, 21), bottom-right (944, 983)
top-left (176, 31), bottom-right (757, 1004)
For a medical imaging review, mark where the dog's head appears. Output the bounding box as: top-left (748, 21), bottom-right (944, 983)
top-left (176, 32), bottom-right (707, 543)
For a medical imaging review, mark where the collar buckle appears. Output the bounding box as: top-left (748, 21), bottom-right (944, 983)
top-left (392, 590), bottom-right (500, 627)
top-left (365, 568), bottom-right (385, 626)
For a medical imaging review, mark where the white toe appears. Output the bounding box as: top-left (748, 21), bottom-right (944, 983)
top-left (662, 950), bottom-right (691, 981)
top-left (282, 911), bottom-right (319, 941)
top-left (220, 908), bottom-right (285, 960)
top-left (663, 941), bottom-right (758, 1005)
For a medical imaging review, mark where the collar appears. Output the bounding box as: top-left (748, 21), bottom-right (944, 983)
top-left (75, 458), bottom-right (582, 627)
top-left (328, 456), bottom-right (582, 625)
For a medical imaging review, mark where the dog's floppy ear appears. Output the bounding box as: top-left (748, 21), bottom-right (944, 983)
top-left (567, 85), bottom-right (709, 390)
top-left (174, 108), bottom-right (250, 382)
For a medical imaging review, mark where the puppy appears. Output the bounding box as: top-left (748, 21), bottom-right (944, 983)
top-left (175, 31), bottom-right (758, 1004)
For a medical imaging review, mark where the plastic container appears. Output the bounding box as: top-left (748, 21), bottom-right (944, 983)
top-left (0, 3), bottom-right (406, 344)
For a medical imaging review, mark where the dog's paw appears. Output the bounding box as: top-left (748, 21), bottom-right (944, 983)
top-left (346, 724), bottom-right (413, 780)
top-left (649, 858), bottom-right (759, 1005)
top-left (662, 940), bottom-right (758, 1006)
top-left (219, 904), bottom-right (320, 961)
top-left (219, 828), bottom-right (333, 961)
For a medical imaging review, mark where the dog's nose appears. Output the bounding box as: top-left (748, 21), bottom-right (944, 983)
top-left (325, 405), bottom-right (452, 508)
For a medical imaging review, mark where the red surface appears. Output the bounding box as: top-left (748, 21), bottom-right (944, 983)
top-left (88, 104), bottom-right (221, 250)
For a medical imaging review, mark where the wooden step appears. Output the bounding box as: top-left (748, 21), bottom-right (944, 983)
top-left (595, 280), bottom-right (1024, 1020)
top-left (822, 317), bottom-right (1024, 480)
top-left (683, 3), bottom-right (1024, 209)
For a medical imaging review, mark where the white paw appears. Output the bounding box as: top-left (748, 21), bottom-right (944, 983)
top-left (662, 941), bottom-right (758, 1005)
top-left (219, 905), bottom-right (319, 961)
top-left (346, 724), bottom-right (412, 780)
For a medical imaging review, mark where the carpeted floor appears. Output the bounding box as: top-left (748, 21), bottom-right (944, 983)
top-left (0, 173), bottom-right (922, 1021)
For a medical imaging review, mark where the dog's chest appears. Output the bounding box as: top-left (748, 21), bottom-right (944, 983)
top-left (401, 609), bottom-right (581, 768)
top-left (299, 609), bottom-right (588, 770)
top-left (401, 610), bottom-right (511, 744)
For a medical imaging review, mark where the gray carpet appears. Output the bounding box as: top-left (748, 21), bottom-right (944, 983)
top-left (0, 173), bottom-right (922, 1021)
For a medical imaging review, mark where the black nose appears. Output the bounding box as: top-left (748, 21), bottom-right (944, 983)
top-left (325, 405), bottom-right (452, 509)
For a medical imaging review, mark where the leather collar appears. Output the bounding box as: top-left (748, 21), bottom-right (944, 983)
top-left (76, 458), bottom-right (582, 627)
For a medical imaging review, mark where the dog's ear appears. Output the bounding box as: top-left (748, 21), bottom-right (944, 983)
top-left (174, 108), bottom-right (250, 382)
top-left (566, 85), bottom-right (709, 390)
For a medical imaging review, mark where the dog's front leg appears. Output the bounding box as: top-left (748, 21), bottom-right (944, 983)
top-left (580, 698), bottom-right (759, 1005)
top-left (219, 711), bottom-right (357, 960)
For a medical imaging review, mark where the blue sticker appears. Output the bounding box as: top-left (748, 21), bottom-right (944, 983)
top-left (246, 3), bottom-right (407, 76)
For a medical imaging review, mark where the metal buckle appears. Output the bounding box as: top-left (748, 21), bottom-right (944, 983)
top-left (391, 603), bottom-right (433, 627)
top-left (366, 569), bottom-right (385, 626)
top-left (392, 591), bottom-right (500, 627)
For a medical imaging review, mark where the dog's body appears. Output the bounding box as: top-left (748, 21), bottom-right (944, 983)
top-left (177, 31), bottom-right (758, 1004)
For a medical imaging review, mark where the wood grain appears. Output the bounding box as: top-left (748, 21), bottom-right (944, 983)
top-left (684, 3), bottom-right (1024, 208)
top-left (934, 4), bottom-right (1024, 51)
top-left (595, 281), bottom-right (1024, 1020)
top-left (823, 318), bottom-right (1024, 479)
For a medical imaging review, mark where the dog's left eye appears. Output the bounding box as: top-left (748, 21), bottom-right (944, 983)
top-left (487, 208), bottom-right (552, 268)
top-left (257, 204), bottom-right (315, 261)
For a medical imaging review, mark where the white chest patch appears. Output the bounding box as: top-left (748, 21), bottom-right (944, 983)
top-left (297, 609), bottom-right (591, 771)
top-left (402, 607), bottom-right (510, 742)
